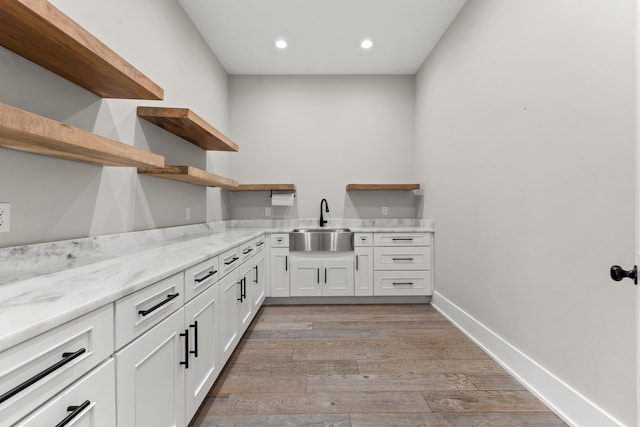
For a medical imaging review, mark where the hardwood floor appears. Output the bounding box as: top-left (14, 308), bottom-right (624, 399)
top-left (190, 304), bottom-right (567, 427)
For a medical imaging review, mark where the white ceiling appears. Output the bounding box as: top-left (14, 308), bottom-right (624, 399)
top-left (177, 0), bottom-right (467, 75)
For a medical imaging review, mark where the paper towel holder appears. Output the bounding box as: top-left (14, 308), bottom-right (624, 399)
top-left (270, 190), bottom-right (296, 198)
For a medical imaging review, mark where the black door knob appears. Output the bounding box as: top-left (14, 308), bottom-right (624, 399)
top-left (610, 265), bottom-right (637, 284)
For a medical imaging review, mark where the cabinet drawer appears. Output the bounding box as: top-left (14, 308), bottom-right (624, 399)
top-left (374, 246), bottom-right (431, 270)
top-left (0, 305), bottom-right (113, 427)
top-left (354, 233), bottom-right (372, 247)
top-left (185, 256), bottom-right (219, 302)
top-left (115, 272), bottom-right (185, 349)
top-left (374, 233), bottom-right (430, 246)
top-left (253, 235), bottom-right (266, 252)
top-left (374, 271), bottom-right (432, 296)
top-left (220, 246), bottom-right (241, 277)
top-left (14, 359), bottom-right (116, 427)
top-left (270, 234), bottom-right (289, 248)
top-left (239, 239), bottom-right (258, 263)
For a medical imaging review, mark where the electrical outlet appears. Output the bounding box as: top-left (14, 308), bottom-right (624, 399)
top-left (185, 207), bottom-right (191, 220)
top-left (0, 202), bottom-right (10, 232)
top-left (382, 206), bottom-right (388, 216)
top-left (265, 207), bottom-right (272, 217)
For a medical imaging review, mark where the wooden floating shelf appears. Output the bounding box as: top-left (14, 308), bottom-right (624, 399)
top-left (138, 165), bottom-right (239, 190)
top-left (346, 184), bottom-right (421, 191)
top-left (137, 107), bottom-right (239, 152)
top-left (0, 102), bottom-right (165, 167)
top-left (231, 184), bottom-right (296, 192)
top-left (0, 0), bottom-right (164, 100)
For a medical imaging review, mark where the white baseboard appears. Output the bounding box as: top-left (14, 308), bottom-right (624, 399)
top-left (431, 291), bottom-right (626, 427)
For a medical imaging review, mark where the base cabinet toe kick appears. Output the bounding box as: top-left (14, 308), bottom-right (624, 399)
top-left (0, 234), bottom-right (266, 427)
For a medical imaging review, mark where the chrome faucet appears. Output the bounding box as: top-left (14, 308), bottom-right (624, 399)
top-left (319, 198), bottom-right (329, 227)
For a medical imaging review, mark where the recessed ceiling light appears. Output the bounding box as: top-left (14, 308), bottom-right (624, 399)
top-left (275, 39), bottom-right (287, 49)
top-left (361, 39), bottom-right (373, 49)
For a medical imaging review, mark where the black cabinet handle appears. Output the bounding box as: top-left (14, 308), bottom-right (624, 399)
top-left (285, 256), bottom-right (288, 271)
top-left (356, 255), bottom-right (359, 270)
top-left (324, 268), bottom-right (327, 284)
top-left (254, 265), bottom-right (259, 283)
top-left (54, 400), bottom-right (91, 427)
top-left (392, 238), bottom-right (414, 241)
top-left (138, 293), bottom-right (179, 317)
top-left (317, 268), bottom-right (320, 284)
top-left (256, 241), bottom-right (264, 247)
top-left (180, 330), bottom-right (189, 369)
top-left (237, 279), bottom-right (244, 302)
top-left (392, 257), bottom-right (414, 261)
top-left (189, 321), bottom-right (198, 358)
top-left (242, 277), bottom-right (247, 300)
top-left (225, 256), bottom-right (239, 266)
top-left (392, 282), bottom-right (414, 286)
top-left (0, 348), bottom-right (86, 404)
top-left (194, 270), bottom-right (217, 283)
top-left (243, 248), bottom-right (253, 255)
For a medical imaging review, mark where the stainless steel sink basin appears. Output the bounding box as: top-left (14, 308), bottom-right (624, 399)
top-left (289, 228), bottom-right (354, 252)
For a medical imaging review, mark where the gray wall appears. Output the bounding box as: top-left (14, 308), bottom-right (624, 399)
top-left (414, 0), bottom-right (636, 424)
top-left (228, 75), bottom-right (417, 220)
top-left (0, 0), bottom-right (230, 247)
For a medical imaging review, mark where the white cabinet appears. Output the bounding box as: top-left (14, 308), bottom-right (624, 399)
top-left (270, 245), bottom-right (290, 297)
top-left (354, 247), bottom-right (374, 296)
top-left (373, 232), bottom-right (433, 296)
top-left (219, 269), bottom-right (240, 365)
top-left (251, 251), bottom-right (266, 312)
top-left (184, 282), bottom-right (220, 422)
top-left (237, 262), bottom-right (254, 332)
top-left (354, 233), bottom-right (373, 296)
top-left (0, 305), bottom-right (113, 427)
top-left (289, 253), bottom-right (354, 297)
top-left (115, 307), bottom-right (186, 427)
top-left (14, 359), bottom-right (116, 427)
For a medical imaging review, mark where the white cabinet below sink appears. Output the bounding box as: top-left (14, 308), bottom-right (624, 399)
top-left (289, 252), bottom-right (355, 297)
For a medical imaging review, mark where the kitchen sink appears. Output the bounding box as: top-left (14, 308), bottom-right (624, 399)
top-left (289, 228), bottom-right (354, 252)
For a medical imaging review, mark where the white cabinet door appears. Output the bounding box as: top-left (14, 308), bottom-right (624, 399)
top-left (290, 256), bottom-right (322, 297)
top-left (219, 270), bottom-right (240, 365)
top-left (237, 262), bottom-right (253, 333)
top-left (354, 247), bottom-right (374, 296)
top-left (323, 255), bottom-right (355, 296)
top-left (252, 252), bottom-right (266, 313)
top-left (269, 247), bottom-right (290, 297)
top-left (184, 283), bottom-right (220, 422)
top-left (14, 359), bottom-right (116, 427)
top-left (115, 308), bottom-right (186, 427)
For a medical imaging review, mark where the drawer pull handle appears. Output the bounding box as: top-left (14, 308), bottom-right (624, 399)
top-left (243, 248), bottom-right (253, 255)
top-left (392, 257), bottom-right (414, 261)
top-left (190, 321), bottom-right (199, 358)
top-left (285, 256), bottom-right (288, 271)
top-left (0, 348), bottom-right (86, 404)
top-left (392, 238), bottom-right (414, 241)
top-left (254, 265), bottom-right (259, 283)
top-left (138, 293), bottom-right (180, 316)
top-left (393, 282), bottom-right (414, 286)
top-left (180, 329), bottom-right (189, 369)
top-left (224, 256), bottom-right (239, 266)
top-left (256, 241), bottom-right (264, 246)
top-left (194, 270), bottom-right (217, 283)
top-left (55, 400), bottom-right (91, 427)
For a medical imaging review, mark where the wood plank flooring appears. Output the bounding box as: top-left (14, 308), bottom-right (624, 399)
top-left (189, 304), bottom-right (567, 427)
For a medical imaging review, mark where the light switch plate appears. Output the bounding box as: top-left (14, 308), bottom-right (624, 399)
top-left (0, 202), bottom-right (10, 232)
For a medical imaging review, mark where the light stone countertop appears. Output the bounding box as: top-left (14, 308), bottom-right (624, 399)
top-left (0, 219), bottom-right (434, 352)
